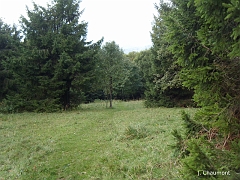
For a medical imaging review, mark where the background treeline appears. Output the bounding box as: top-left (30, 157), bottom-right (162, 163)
top-left (0, 0), bottom-right (192, 112)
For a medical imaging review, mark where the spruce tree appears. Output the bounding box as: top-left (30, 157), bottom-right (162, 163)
top-left (163, 0), bottom-right (240, 178)
top-left (4, 0), bottom-right (102, 112)
top-left (145, 1), bottom-right (193, 108)
top-left (0, 19), bottom-right (21, 107)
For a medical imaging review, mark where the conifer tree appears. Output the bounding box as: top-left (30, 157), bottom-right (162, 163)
top-left (145, 1), bottom-right (193, 108)
top-left (4, 0), bottom-right (101, 112)
top-left (163, 0), bottom-right (240, 178)
top-left (0, 19), bottom-right (20, 104)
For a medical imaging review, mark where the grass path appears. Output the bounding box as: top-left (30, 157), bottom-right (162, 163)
top-left (0, 101), bottom-right (196, 179)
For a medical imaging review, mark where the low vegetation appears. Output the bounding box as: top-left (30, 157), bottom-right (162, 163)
top-left (0, 101), bottom-right (196, 179)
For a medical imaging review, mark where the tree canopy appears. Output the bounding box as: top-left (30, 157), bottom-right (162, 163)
top-left (1, 0), bottom-right (102, 112)
top-left (154, 0), bottom-right (240, 178)
top-left (95, 41), bottom-right (143, 107)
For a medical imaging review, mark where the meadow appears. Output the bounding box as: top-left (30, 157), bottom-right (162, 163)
top-left (0, 100), bottom-right (196, 180)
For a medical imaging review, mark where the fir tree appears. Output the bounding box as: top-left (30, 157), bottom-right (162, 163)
top-left (164, 0), bottom-right (240, 178)
top-left (145, 1), bottom-right (193, 108)
top-left (0, 19), bottom-right (21, 109)
top-left (4, 0), bottom-right (102, 112)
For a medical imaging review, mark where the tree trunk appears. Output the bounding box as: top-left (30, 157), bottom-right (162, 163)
top-left (109, 76), bottom-right (113, 108)
top-left (63, 79), bottom-right (72, 110)
top-left (105, 90), bottom-right (108, 108)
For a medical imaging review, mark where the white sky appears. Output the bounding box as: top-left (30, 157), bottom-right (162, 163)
top-left (0, 0), bottom-right (160, 52)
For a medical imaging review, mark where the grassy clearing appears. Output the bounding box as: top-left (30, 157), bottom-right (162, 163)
top-left (0, 100), bottom-right (196, 179)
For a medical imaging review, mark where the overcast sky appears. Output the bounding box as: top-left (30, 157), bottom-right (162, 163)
top-left (0, 0), bottom-right (160, 52)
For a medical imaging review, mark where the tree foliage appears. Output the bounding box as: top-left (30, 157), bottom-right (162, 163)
top-left (161, 0), bottom-right (240, 178)
top-left (142, 1), bottom-right (193, 108)
top-left (95, 41), bottom-right (125, 107)
top-left (116, 55), bottom-right (144, 100)
top-left (1, 0), bottom-right (102, 112)
top-left (0, 19), bottom-right (20, 103)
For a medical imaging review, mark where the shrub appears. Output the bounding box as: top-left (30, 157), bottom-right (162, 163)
top-left (124, 125), bottom-right (149, 140)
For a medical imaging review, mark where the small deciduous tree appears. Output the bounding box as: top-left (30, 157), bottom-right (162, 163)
top-left (96, 41), bottom-right (126, 108)
top-left (114, 56), bottom-right (144, 100)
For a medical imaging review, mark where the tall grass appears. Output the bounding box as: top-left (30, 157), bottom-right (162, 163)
top-left (0, 100), bottom-right (196, 179)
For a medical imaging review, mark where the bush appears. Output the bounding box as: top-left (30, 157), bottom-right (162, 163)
top-left (172, 111), bottom-right (240, 179)
top-left (124, 125), bottom-right (149, 140)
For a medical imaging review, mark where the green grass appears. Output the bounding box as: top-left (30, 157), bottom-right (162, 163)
top-left (0, 100), bottom-right (196, 179)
